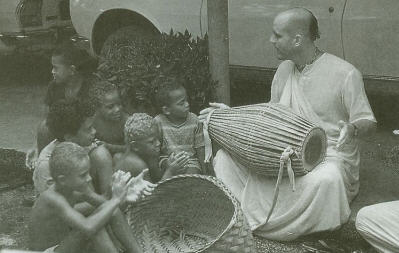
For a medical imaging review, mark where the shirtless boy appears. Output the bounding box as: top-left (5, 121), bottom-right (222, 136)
top-left (29, 142), bottom-right (149, 253)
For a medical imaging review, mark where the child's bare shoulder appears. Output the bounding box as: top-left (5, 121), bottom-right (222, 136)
top-left (115, 153), bottom-right (147, 176)
top-left (89, 144), bottom-right (112, 162)
top-left (39, 187), bottom-right (70, 208)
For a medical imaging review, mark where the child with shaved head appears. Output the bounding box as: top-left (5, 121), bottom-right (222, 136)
top-left (114, 113), bottom-right (189, 183)
top-left (29, 142), bottom-right (151, 253)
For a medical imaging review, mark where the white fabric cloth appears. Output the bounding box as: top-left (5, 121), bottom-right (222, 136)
top-left (32, 139), bottom-right (59, 195)
top-left (213, 53), bottom-right (376, 240)
top-left (356, 201), bottom-right (399, 253)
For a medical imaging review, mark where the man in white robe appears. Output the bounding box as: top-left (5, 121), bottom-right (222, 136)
top-left (200, 8), bottom-right (376, 241)
top-left (356, 202), bottom-right (399, 252)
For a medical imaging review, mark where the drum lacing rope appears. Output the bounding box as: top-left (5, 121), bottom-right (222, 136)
top-left (203, 109), bottom-right (217, 163)
top-left (265, 146), bottom-right (297, 224)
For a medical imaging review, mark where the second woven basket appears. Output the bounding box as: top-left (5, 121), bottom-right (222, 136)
top-left (126, 175), bottom-right (256, 253)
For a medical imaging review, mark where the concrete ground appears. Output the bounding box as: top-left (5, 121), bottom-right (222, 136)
top-left (1, 54), bottom-right (398, 252)
top-left (0, 54), bottom-right (50, 152)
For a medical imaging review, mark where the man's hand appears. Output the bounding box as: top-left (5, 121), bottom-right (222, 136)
top-left (111, 170), bottom-right (134, 202)
top-left (126, 169), bottom-right (156, 203)
top-left (164, 151), bottom-right (190, 177)
top-left (336, 120), bottom-right (356, 150)
top-left (198, 102), bottom-right (230, 122)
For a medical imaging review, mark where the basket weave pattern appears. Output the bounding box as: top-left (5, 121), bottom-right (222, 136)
top-left (126, 175), bottom-right (256, 252)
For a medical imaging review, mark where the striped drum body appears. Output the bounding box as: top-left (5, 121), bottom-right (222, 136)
top-left (207, 103), bottom-right (327, 177)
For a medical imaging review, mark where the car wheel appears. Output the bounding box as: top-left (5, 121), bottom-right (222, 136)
top-left (100, 25), bottom-right (159, 59)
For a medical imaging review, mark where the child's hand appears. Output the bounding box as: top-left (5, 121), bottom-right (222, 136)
top-left (126, 169), bottom-right (156, 203)
top-left (25, 148), bottom-right (37, 171)
top-left (165, 152), bottom-right (190, 176)
top-left (111, 170), bottom-right (133, 202)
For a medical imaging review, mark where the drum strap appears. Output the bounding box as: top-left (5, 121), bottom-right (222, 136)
top-left (265, 146), bottom-right (296, 224)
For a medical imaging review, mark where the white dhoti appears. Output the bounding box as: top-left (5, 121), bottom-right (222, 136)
top-left (214, 147), bottom-right (358, 240)
top-left (356, 201), bottom-right (399, 253)
top-left (213, 54), bottom-right (376, 241)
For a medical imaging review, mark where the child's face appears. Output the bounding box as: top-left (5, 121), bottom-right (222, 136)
top-left (51, 55), bottom-right (74, 84)
top-left (99, 90), bottom-right (123, 122)
top-left (165, 87), bottom-right (189, 120)
top-left (134, 126), bottom-right (161, 157)
top-left (67, 116), bottom-right (96, 147)
top-left (62, 156), bottom-right (92, 192)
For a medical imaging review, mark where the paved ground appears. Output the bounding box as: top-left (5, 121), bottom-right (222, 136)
top-left (0, 54), bottom-right (50, 152)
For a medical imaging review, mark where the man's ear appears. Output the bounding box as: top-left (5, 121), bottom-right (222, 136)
top-left (162, 106), bottom-right (170, 115)
top-left (294, 34), bottom-right (302, 47)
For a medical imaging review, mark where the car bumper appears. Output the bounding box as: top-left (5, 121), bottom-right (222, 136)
top-left (0, 26), bottom-right (76, 54)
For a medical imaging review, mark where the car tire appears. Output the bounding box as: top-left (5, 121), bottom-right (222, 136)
top-left (100, 25), bottom-right (159, 59)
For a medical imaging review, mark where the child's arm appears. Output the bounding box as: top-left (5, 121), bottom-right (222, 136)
top-left (195, 146), bottom-right (205, 173)
top-left (194, 117), bottom-right (206, 172)
top-left (50, 172), bottom-right (131, 236)
top-left (89, 145), bottom-right (114, 195)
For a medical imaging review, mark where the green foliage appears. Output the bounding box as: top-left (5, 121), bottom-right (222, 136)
top-left (97, 30), bottom-right (216, 115)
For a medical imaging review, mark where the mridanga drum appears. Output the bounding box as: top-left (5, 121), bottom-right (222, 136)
top-left (203, 103), bottom-right (327, 223)
top-left (204, 103), bottom-right (327, 176)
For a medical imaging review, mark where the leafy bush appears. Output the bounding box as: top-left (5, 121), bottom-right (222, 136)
top-left (97, 30), bottom-right (216, 115)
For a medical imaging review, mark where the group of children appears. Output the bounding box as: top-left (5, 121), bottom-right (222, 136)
top-left (28, 42), bottom-right (208, 253)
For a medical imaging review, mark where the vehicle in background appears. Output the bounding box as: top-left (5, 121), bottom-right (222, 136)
top-left (69, 0), bottom-right (399, 100)
top-left (0, 0), bottom-right (74, 55)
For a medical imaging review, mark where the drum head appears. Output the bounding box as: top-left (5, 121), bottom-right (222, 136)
top-left (302, 127), bottom-right (327, 172)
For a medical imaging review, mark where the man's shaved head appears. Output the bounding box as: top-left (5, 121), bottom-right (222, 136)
top-left (275, 8), bottom-right (320, 41)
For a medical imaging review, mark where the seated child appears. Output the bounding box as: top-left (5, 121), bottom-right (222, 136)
top-left (40, 42), bottom-right (97, 151)
top-left (88, 77), bottom-right (127, 154)
top-left (154, 77), bottom-right (205, 174)
top-left (33, 99), bottom-right (113, 195)
top-left (114, 113), bottom-right (189, 183)
top-left (29, 142), bottom-right (151, 253)
top-left (26, 42), bottom-right (97, 169)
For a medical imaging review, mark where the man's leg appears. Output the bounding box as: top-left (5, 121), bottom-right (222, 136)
top-left (213, 149), bottom-right (249, 201)
top-left (356, 201), bottom-right (399, 253)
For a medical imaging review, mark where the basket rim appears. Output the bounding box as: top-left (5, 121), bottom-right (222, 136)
top-left (152, 174), bottom-right (241, 252)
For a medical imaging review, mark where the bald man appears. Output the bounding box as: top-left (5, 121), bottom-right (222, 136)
top-left (200, 8), bottom-right (376, 241)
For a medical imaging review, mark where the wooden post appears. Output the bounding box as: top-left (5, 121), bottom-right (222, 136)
top-left (207, 0), bottom-right (230, 105)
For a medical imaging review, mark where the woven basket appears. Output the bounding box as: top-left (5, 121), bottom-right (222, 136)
top-left (126, 175), bottom-right (256, 253)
